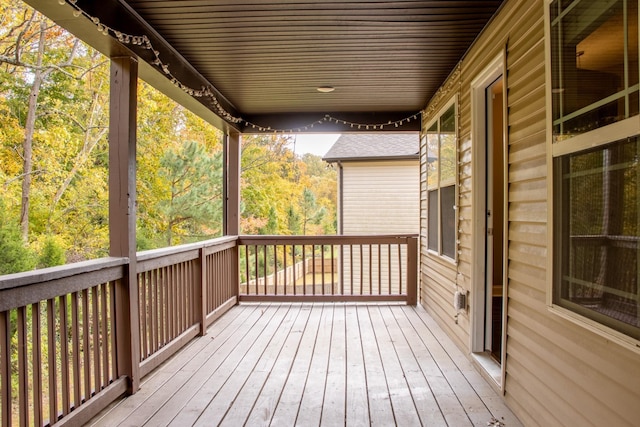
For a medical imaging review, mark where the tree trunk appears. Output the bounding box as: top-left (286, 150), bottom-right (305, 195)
top-left (51, 88), bottom-right (108, 210)
top-left (20, 19), bottom-right (47, 242)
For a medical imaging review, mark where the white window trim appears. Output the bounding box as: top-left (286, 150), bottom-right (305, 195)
top-left (424, 96), bottom-right (458, 264)
top-left (544, 0), bottom-right (640, 354)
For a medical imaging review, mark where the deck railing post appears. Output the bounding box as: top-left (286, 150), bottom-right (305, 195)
top-left (109, 56), bottom-right (140, 394)
top-left (198, 247), bottom-right (207, 335)
top-left (406, 236), bottom-right (418, 305)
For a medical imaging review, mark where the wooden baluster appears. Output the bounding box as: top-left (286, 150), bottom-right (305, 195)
top-left (253, 245), bottom-right (260, 295)
top-left (263, 246), bottom-right (268, 295)
top-left (82, 289), bottom-right (91, 400)
top-left (1, 310), bottom-right (12, 427)
top-left (47, 299), bottom-right (58, 424)
top-left (139, 272), bottom-right (147, 360)
top-left (312, 245), bottom-right (316, 295)
top-left (168, 266), bottom-right (175, 341)
top-left (398, 243), bottom-right (403, 295)
top-left (331, 245), bottom-right (335, 295)
top-left (350, 245), bottom-right (354, 295)
top-left (32, 302), bottom-right (43, 426)
top-left (71, 292), bottom-right (81, 409)
top-left (273, 245), bottom-right (278, 295)
top-left (359, 245), bottom-right (364, 295)
top-left (302, 245), bottom-right (307, 295)
top-left (92, 286), bottom-right (101, 393)
top-left (17, 306), bottom-right (28, 426)
top-left (109, 284), bottom-right (118, 381)
top-left (100, 284), bottom-right (109, 388)
top-left (58, 295), bottom-right (70, 416)
top-left (378, 245), bottom-right (382, 295)
top-left (283, 245), bottom-right (288, 295)
top-left (159, 268), bottom-right (166, 350)
top-left (199, 248), bottom-right (207, 336)
top-left (388, 244), bottom-right (392, 295)
top-left (369, 245), bottom-right (373, 295)
top-left (321, 245), bottom-right (326, 295)
top-left (340, 245), bottom-right (345, 295)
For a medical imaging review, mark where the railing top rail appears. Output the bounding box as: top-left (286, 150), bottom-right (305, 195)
top-left (238, 234), bottom-right (419, 246)
top-left (137, 235), bottom-right (238, 263)
top-left (0, 256), bottom-right (128, 291)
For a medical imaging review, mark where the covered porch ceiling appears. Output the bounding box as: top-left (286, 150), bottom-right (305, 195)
top-left (26, 0), bottom-right (504, 134)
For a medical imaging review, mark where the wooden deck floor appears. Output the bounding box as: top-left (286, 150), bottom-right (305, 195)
top-left (90, 304), bottom-right (521, 426)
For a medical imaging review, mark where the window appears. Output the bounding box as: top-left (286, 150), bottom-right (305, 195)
top-left (426, 101), bottom-right (457, 260)
top-left (550, 0), bottom-right (640, 341)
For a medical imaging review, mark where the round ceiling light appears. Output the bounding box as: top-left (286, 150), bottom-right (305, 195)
top-left (316, 86), bottom-right (335, 93)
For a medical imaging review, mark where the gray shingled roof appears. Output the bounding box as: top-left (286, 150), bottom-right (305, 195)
top-left (322, 133), bottom-right (419, 162)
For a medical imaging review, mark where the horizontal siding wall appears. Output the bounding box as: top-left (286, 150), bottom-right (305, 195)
top-left (342, 161), bottom-right (419, 235)
top-left (419, 0), bottom-right (640, 425)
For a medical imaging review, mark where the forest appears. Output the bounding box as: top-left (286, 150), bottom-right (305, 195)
top-left (0, 0), bottom-right (337, 276)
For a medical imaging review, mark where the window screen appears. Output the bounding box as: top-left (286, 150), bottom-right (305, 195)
top-left (424, 100), bottom-right (457, 260)
top-left (428, 190), bottom-right (439, 252)
top-left (554, 136), bottom-right (639, 339)
top-left (440, 185), bottom-right (456, 259)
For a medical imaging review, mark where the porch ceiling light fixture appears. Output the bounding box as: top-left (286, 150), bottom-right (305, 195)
top-left (316, 86), bottom-right (335, 93)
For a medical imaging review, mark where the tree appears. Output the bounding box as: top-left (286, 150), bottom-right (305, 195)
top-left (157, 140), bottom-right (223, 246)
top-left (300, 188), bottom-right (318, 235)
top-left (240, 134), bottom-right (337, 236)
top-left (0, 200), bottom-right (35, 273)
top-left (1, 0), bottom-right (111, 264)
top-left (261, 206), bottom-right (278, 235)
top-left (0, 2), bottom-right (83, 241)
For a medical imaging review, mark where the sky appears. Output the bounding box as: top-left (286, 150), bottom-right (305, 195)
top-left (287, 133), bottom-right (341, 157)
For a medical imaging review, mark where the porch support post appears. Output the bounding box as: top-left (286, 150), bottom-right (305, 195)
top-left (109, 56), bottom-right (140, 394)
top-left (224, 131), bottom-right (241, 236)
top-left (406, 236), bottom-right (418, 305)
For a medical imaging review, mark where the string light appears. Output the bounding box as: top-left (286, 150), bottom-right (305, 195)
top-left (57, 0), bottom-right (422, 132)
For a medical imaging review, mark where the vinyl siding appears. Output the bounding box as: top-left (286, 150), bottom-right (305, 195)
top-left (419, 0), bottom-right (640, 425)
top-left (341, 160), bottom-right (419, 294)
top-left (341, 161), bottom-right (419, 235)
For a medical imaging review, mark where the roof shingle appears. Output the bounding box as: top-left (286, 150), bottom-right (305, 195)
top-left (323, 133), bottom-right (419, 162)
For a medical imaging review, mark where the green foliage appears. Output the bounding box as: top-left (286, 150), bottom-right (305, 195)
top-left (37, 236), bottom-right (66, 268)
top-left (286, 205), bottom-right (302, 235)
top-left (0, 205), bottom-right (36, 274)
top-left (157, 140), bottom-right (223, 246)
top-left (0, 1), bottom-right (337, 275)
top-left (261, 206), bottom-right (278, 235)
top-left (240, 135), bottom-right (337, 236)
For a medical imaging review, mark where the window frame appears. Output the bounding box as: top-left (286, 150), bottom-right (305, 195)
top-left (545, 0), bottom-right (640, 352)
top-left (424, 97), bottom-right (458, 263)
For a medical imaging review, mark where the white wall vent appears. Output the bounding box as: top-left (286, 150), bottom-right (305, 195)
top-left (453, 290), bottom-right (467, 312)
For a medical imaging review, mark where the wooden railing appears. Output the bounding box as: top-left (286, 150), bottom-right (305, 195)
top-left (238, 235), bottom-right (418, 304)
top-left (135, 236), bottom-right (238, 377)
top-left (0, 233), bottom-right (416, 425)
top-left (0, 258), bottom-right (128, 427)
top-left (0, 236), bottom-right (238, 426)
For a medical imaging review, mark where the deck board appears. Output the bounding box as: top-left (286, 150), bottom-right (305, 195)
top-left (90, 303), bottom-right (522, 427)
top-left (344, 306), bottom-right (369, 426)
top-left (356, 306), bottom-right (396, 426)
top-left (295, 304), bottom-right (333, 426)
